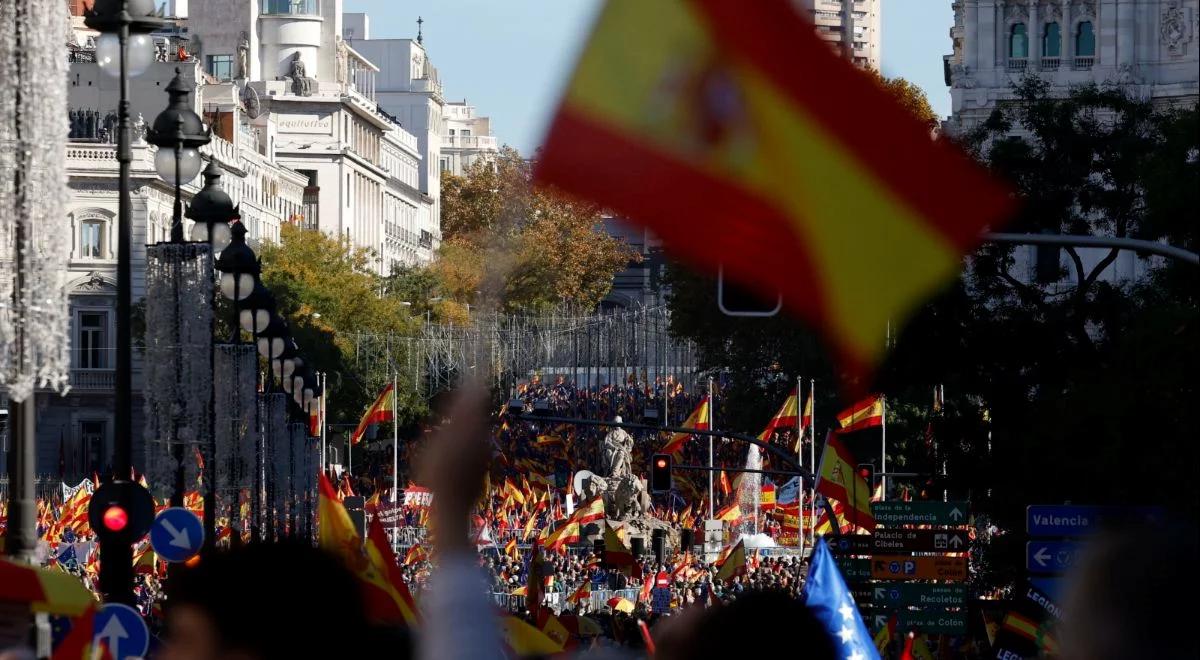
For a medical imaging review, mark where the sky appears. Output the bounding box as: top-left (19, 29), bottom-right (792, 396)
top-left (345, 1), bottom-right (955, 155)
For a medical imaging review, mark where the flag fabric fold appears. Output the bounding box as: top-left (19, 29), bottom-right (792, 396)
top-left (351, 384), bottom-right (396, 446)
top-left (660, 395), bottom-right (710, 455)
top-left (836, 395), bottom-right (884, 433)
top-left (805, 538), bottom-right (880, 660)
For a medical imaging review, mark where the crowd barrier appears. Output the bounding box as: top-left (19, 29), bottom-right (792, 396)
top-left (491, 588), bottom-right (641, 615)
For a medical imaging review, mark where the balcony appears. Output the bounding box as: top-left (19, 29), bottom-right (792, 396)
top-left (1007, 58), bottom-right (1028, 72)
top-left (70, 369), bottom-right (115, 391)
top-left (1073, 56), bottom-right (1094, 69)
top-left (442, 134), bottom-right (499, 151)
top-left (1041, 57), bottom-right (1060, 70)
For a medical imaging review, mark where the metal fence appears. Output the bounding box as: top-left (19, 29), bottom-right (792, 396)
top-left (490, 588), bottom-right (641, 615)
top-left (0, 475), bottom-right (66, 503)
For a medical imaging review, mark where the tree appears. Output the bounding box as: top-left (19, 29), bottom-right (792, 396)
top-left (868, 70), bottom-right (940, 131)
top-left (435, 147), bottom-right (637, 314)
top-left (257, 224), bottom-right (425, 425)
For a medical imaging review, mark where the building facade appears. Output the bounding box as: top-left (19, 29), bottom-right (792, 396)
top-left (440, 101), bottom-right (500, 176)
top-left (795, 0), bottom-right (883, 69)
top-left (945, 0), bottom-right (1199, 131)
top-left (945, 0), bottom-right (1198, 288)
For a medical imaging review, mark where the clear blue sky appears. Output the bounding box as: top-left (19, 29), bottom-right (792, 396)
top-left (346, 1), bottom-right (954, 154)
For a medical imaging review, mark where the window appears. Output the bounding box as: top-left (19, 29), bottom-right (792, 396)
top-left (448, 129), bottom-right (456, 136)
top-left (460, 129), bottom-right (471, 137)
top-left (346, 173), bottom-right (351, 207)
top-left (1043, 22), bottom-right (1061, 57)
top-left (1075, 21), bottom-right (1095, 57)
top-left (261, 0), bottom-right (318, 15)
top-left (78, 312), bottom-right (108, 369)
top-left (80, 420), bottom-right (106, 479)
top-left (1009, 23), bottom-right (1028, 58)
top-left (440, 157), bottom-right (449, 172)
top-left (81, 219), bottom-right (105, 258)
top-left (207, 54), bottom-right (234, 81)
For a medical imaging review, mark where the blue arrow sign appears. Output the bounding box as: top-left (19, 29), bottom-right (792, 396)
top-left (1026, 540), bottom-right (1084, 573)
top-left (1026, 505), bottom-right (1163, 537)
top-left (93, 603), bottom-right (149, 660)
top-left (149, 507), bottom-right (204, 563)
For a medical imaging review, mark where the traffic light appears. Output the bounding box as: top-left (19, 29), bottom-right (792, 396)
top-left (650, 454), bottom-right (672, 493)
top-left (717, 268), bottom-right (782, 317)
top-left (857, 463), bottom-right (876, 490)
top-left (88, 480), bottom-right (155, 547)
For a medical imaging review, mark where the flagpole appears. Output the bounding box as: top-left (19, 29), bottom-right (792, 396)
top-left (880, 396), bottom-right (887, 502)
top-left (797, 375), bottom-right (804, 553)
top-left (707, 376), bottom-right (714, 521)
top-left (809, 378), bottom-right (816, 550)
top-left (392, 371), bottom-right (399, 505)
top-left (319, 371), bottom-right (327, 476)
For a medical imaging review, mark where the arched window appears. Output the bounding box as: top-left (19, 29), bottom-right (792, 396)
top-left (1076, 21), bottom-right (1095, 57)
top-left (1010, 23), bottom-right (1029, 58)
top-left (81, 218), bottom-right (106, 258)
top-left (1043, 22), bottom-right (1061, 57)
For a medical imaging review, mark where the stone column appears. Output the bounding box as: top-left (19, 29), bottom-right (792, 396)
top-left (1029, 0), bottom-right (1041, 68)
top-left (1114, 0), bottom-right (1134, 69)
top-left (966, 0), bottom-right (980, 72)
top-left (1061, 0), bottom-right (1072, 61)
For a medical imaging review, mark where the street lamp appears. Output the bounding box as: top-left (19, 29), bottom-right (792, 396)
top-left (237, 280), bottom-right (276, 335)
top-left (215, 222), bottom-right (259, 302)
top-left (147, 68), bottom-right (210, 242)
top-left (186, 161), bottom-right (237, 250)
top-left (82, 0), bottom-right (164, 607)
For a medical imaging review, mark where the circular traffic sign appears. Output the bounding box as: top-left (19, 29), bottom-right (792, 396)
top-left (149, 507), bottom-right (205, 563)
top-left (93, 603), bottom-right (150, 660)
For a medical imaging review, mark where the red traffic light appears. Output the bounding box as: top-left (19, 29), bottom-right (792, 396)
top-left (102, 505), bottom-right (129, 532)
top-left (655, 457), bottom-right (669, 469)
top-left (858, 468), bottom-right (870, 479)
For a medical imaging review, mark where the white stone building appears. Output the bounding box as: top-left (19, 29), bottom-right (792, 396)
top-left (945, 0), bottom-right (1199, 131)
top-left (795, 0), bottom-right (882, 69)
top-left (186, 0), bottom-right (439, 270)
top-left (441, 101), bottom-right (500, 177)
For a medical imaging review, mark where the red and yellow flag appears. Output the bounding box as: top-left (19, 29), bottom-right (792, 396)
top-left (536, 0), bottom-right (1012, 379)
top-left (714, 502), bottom-right (741, 522)
top-left (757, 387), bottom-right (800, 441)
top-left (837, 395), bottom-right (884, 433)
top-left (661, 395), bottom-right (710, 455)
top-left (760, 483), bottom-right (776, 511)
top-left (714, 539), bottom-right (747, 582)
top-left (544, 520), bottom-right (581, 553)
top-left (602, 521), bottom-right (640, 578)
top-left (814, 432), bottom-right (876, 531)
top-left (351, 384), bottom-right (396, 446)
top-left (566, 579), bottom-right (592, 606)
top-left (570, 496), bottom-right (606, 526)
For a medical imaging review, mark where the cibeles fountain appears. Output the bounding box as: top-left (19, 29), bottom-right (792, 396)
top-left (573, 416), bottom-right (680, 556)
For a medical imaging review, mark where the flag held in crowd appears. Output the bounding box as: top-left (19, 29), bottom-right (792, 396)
top-left (815, 432), bottom-right (876, 531)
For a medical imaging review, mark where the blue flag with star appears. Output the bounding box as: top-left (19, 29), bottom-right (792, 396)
top-left (804, 538), bottom-right (880, 660)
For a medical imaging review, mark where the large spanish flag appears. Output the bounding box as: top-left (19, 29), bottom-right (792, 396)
top-left (537, 0), bottom-right (1013, 378)
top-left (814, 432), bottom-right (876, 531)
top-left (350, 384), bottom-right (396, 446)
top-left (660, 395), bottom-right (710, 455)
top-left (836, 394), bottom-right (884, 433)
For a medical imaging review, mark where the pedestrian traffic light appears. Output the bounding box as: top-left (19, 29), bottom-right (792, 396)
top-left (88, 480), bottom-right (155, 547)
top-left (650, 454), bottom-right (672, 493)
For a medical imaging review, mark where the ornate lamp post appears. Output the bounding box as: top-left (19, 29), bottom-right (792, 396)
top-left (146, 68), bottom-right (210, 241)
top-left (82, 0), bottom-right (163, 606)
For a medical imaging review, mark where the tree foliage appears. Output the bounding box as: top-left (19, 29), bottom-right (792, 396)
top-left (430, 147), bottom-right (638, 314)
top-left (257, 224), bottom-right (425, 425)
top-left (868, 70), bottom-right (940, 131)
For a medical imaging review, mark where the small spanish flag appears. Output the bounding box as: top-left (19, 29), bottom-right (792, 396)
top-left (351, 384), bottom-right (396, 445)
top-left (836, 395), bottom-right (884, 433)
top-left (760, 483), bottom-right (776, 511)
top-left (504, 537), bottom-right (519, 559)
top-left (537, 0), bottom-right (1013, 380)
top-left (714, 539), bottom-right (747, 582)
top-left (815, 432), bottom-right (876, 531)
top-left (714, 502), bottom-right (741, 522)
top-left (757, 387), bottom-right (800, 442)
top-left (660, 395), bottom-right (710, 455)
top-left (567, 579), bottom-right (591, 606)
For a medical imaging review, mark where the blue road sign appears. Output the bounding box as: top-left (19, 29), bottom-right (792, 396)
top-left (93, 603), bottom-right (149, 660)
top-left (149, 507), bottom-right (204, 563)
top-left (1026, 505), bottom-right (1163, 537)
top-left (1026, 540), bottom-right (1084, 573)
top-left (1030, 577), bottom-right (1067, 602)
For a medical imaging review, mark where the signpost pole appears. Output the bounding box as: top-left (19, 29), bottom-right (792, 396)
top-left (809, 378), bottom-right (816, 549)
top-left (880, 396), bottom-right (887, 502)
top-left (707, 376), bottom-right (714, 520)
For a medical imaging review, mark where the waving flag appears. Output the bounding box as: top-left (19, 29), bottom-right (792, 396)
top-left (837, 394), bottom-right (884, 433)
top-left (351, 384), bottom-right (396, 446)
top-left (815, 432), bottom-right (876, 531)
top-left (805, 539), bottom-right (880, 660)
top-left (758, 386), bottom-right (800, 441)
top-left (660, 395), bottom-right (710, 455)
top-left (536, 0), bottom-right (1013, 380)
top-left (714, 539), bottom-right (747, 582)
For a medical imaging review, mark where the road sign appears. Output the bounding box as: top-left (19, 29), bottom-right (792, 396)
top-left (827, 529), bottom-right (970, 554)
top-left (1025, 540), bottom-right (1083, 574)
top-left (1026, 505), bottom-right (1163, 537)
top-left (836, 557), bottom-right (872, 582)
top-left (871, 583), bottom-right (966, 608)
top-left (651, 587), bottom-right (672, 614)
top-left (93, 603), bottom-right (149, 660)
top-left (871, 501), bottom-right (969, 526)
top-left (149, 507), bottom-right (205, 563)
top-left (872, 611), bottom-right (967, 635)
top-left (870, 555), bottom-right (968, 581)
